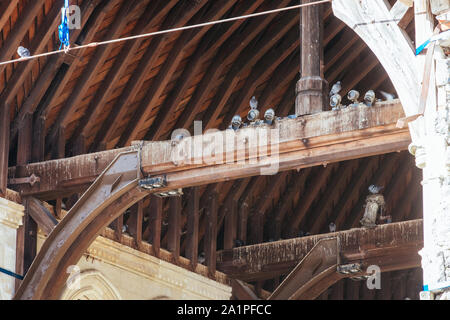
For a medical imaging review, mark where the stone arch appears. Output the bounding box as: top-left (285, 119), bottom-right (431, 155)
top-left (60, 269), bottom-right (122, 300)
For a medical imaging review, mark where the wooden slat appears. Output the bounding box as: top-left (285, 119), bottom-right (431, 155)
top-left (27, 197), bottom-right (58, 235)
top-left (223, 198), bottom-right (237, 250)
top-left (0, 0), bottom-right (45, 75)
top-left (92, 0), bottom-right (208, 151)
top-left (0, 1), bottom-right (19, 32)
top-left (172, 0), bottom-right (292, 132)
top-left (10, 0), bottom-right (100, 140)
top-left (149, 195), bottom-right (162, 257)
top-left (119, 0), bottom-right (238, 146)
top-left (185, 187), bottom-right (199, 266)
top-left (286, 164), bottom-right (335, 236)
top-left (1, 3), bottom-right (61, 106)
top-left (145, 0), bottom-right (263, 141)
top-left (74, 0), bottom-right (177, 141)
top-left (218, 27), bottom-right (300, 130)
top-left (46, 0), bottom-right (138, 149)
top-left (0, 103), bottom-right (10, 196)
top-left (167, 196), bottom-right (181, 263)
top-left (205, 191), bottom-right (218, 278)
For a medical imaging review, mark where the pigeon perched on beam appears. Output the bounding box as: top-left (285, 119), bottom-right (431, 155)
top-left (368, 184), bottom-right (384, 194)
top-left (364, 90), bottom-right (376, 107)
top-left (329, 81), bottom-right (342, 96)
top-left (264, 108), bottom-right (275, 125)
top-left (379, 90), bottom-right (395, 101)
top-left (17, 46), bottom-right (30, 58)
top-left (329, 222), bottom-right (336, 233)
top-left (198, 252), bottom-right (206, 264)
top-left (229, 115), bottom-right (242, 131)
top-left (347, 90), bottom-right (360, 107)
top-left (330, 94), bottom-right (342, 111)
top-left (247, 96), bottom-right (260, 122)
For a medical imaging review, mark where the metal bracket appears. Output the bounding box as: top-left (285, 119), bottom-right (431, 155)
top-left (8, 173), bottom-right (40, 187)
top-left (138, 176), bottom-right (167, 190)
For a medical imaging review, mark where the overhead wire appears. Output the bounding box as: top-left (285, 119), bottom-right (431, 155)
top-left (0, 0), bottom-right (332, 67)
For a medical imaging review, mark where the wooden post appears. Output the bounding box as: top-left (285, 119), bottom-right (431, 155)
top-left (0, 103), bottom-right (10, 196)
top-left (223, 198), bottom-right (237, 249)
top-left (185, 187), bottom-right (199, 267)
top-left (296, 0), bottom-right (328, 115)
top-left (31, 115), bottom-right (45, 163)
top-left (238, 202), bottom-right (249, 245)
top-left (15, 113), bottom-right (38, 289)
top-left (149, 195), bottom-right (162, 257)
top-left (168, 196), bottom-right (181, 263)
top-left (205, 192), bottom-right (218, 278)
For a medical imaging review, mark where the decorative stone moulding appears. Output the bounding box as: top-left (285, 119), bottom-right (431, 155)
top-left (0, 197), bottom-right (24, 229)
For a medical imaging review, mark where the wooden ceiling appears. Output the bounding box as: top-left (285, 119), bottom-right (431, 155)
top-left (1, 0), bottom-right (421, 299)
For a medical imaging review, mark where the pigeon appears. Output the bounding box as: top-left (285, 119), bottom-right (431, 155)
top-left (330, 81), bottom-right (342, 96)
top-left (198, 252), bottom-right (206, 264)
top-left (329, 222), bottom-right (336, 233)
top-left (17, 46), bottom-right (30, 58)
top-left (247, 107), bottom-right (260, 122)
top-left (364, 90), bottom-right (376, 107)
top-left (122, 224), bottom-right (127, 233)
top-left (229, 115), bottom-right (242, 131)
top-left (368, 184), bottom-right (384, 194)
top-left (347, 90), bottom-right (360, 104)
top-left (234, 239), bottom-right (245, 247)
top-left (298, 230), bottom-right (310, 237)
top-left (250, 96), bottom-right (258, 109)
top-left (264, 108), bottom-right (275, 125)
top-left (379, 90), bottom-right (395, 101)
top-left (330, 94), bottom-right (342, 111)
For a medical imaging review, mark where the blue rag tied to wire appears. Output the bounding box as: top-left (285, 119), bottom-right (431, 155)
top-left (58, 0), bottom-right (70, 50)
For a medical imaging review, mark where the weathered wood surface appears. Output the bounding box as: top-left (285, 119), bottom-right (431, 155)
top-left (217, 219), bottom-right (423, 281)
top-left (332, 0), bottom-right (419, 116)
top-left (269, 238), bottom-right (339, 300)
top-left (8, 101), bottom-right (409, 199)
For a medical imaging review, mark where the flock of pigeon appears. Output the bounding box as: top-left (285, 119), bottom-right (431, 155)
top-left (329, 81), bottom-right (395, 111)
top-left (229, 81), bottom-right (395, 131)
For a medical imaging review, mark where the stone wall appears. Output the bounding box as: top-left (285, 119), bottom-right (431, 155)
top-left (0, 198), bottom-right (24, 300)
top-left (37, 232), bottom-right (232, 300)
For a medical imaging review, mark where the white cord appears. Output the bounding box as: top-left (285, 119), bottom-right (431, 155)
top-left (0, 0), bottom-right (331, 66)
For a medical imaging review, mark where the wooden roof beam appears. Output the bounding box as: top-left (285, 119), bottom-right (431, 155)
top-left (91, 0), bottom-right (208, 151)
top-left (9, 0), bottom-right (102, 141)
top-left (46, 0), bottom-right (139, 151)
top-left (118, 0), bottom-right (238, 147)
top-left (0, 0), bottom-right (45, 75)
top-left (0, 3), bottom-right (61, 107)
top-left (69, 0), bottom-right (175, 149)
top-left (268, 168), bottom-right (312, 240)
top-left (8, 101), bottom-right (410, 200)
top-left (217, 219), bottom-right (423, 281)
top-left (202, 12), bottom-right (299, 131)
top-left (0, 1), bottom-right (18, 32)
top-left (172, 0), bottom-right (293, 133)
top-left (308, 160), bottom-right (356, 234)
top-left (144, 0), bottom-right (264, 142)
top-left (216, 27), bottom-right (300, 130)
